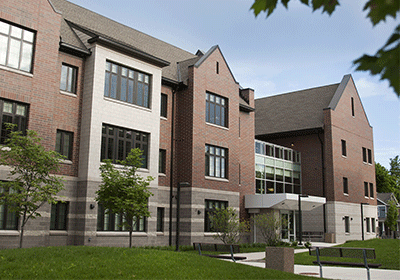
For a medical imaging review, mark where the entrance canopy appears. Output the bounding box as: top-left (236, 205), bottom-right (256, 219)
top-left (245, 193), bottom-right (326, 212)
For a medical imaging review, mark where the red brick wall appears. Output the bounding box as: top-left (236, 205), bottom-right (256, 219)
top-left (327, 78), bottom-right (376, 205)
top-left (173, 48), bottom-right (255, 218)
top-left (0, 0), bottom-right (82, 177)
top-left (159, 85), bottom-right (173, 187)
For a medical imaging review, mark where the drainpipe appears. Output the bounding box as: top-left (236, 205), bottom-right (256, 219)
top-left (168, 88), bottom-right (176, 246)
top-left (317, 132), bottom-right (327, 234)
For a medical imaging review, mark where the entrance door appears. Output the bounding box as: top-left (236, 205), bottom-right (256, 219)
top-left (281, 210), bottom-right (296, 242)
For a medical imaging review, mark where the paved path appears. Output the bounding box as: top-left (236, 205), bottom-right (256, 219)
top-left (219, 242), bottom-right (400, 280)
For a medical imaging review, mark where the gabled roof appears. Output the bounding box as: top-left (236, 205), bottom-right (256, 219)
top-left (255, 83), bottom-right (339, 136)
top-left (51, 0), bottom-right (197, 81)
top-left (377, 193), bottom-right (399, 205)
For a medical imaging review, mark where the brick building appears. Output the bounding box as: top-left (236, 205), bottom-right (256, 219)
top-left (0, 0), bottom-right (254, 248)
top-left (253, 75), bottom-right (377, 243)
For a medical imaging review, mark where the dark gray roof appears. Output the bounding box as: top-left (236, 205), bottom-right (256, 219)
top-left (51, 0), bottom-right (197, 81)
top-left (255, 83), bottom-right (339, 136)
top-left (377, 193), bottom-right (398, 205)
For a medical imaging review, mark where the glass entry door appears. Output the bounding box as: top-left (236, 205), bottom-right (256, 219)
top-left (281, 210), bottom-right (296, 242)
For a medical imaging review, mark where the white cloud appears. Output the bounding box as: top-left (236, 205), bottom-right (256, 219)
top-left (355, 77), bottom-right (397, 100)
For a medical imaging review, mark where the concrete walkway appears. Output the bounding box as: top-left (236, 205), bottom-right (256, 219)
top-left (219, 242), bottom-right (400, 280)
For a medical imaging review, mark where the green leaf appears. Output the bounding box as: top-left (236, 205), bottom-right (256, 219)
top-left (353, 25), bottom-right (400, 97)
top-left (251, 0), bottom-right (279, 17)
top-left (311, 0), bottom-right (340, 15)
top-left (363, 0), bottom-right (400, 26)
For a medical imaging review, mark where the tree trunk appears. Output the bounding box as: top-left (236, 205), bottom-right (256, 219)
top-left (129, 228), bottom-right (132, 248)
top-left (19, 225), bottom-right (24, 248)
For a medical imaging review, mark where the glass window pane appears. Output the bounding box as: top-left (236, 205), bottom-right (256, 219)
top-left (105, 61), bottom-right (111, 71)
top-left (7, 39), bottom-right (21, 69)
top-left (0, 21), bottom-right (9, 34)
top-left (110, 74), bottom-right (117, 98)
top-left (0, 35), bottom-right (8, 65)
top-left (3, 102), bottom-right (13, 113)
top-left (10, 26), bottom-right (22, 38)
top-left (111, 64), bottom-right (118, 73)
top-left (138, 73), bottom-right (144, 82)
top-left (144, 75), bottom-right (149, 83)
top-left (121, 67), bottom-right (128, 76)
top-left (129, 70), bottom-right (134, 78)
top-left (23, 30), bottom-right (34, 43)
top-left (120, 77), bottom-right (127, 101)
top-left (66, 67), bottom-right (73, 92)
top-left (60, 65), bottom-right (68, 91)
top-left (55, 132), bottom-right (61, 154)
top-left (20, 42), bottom-right (32, 72)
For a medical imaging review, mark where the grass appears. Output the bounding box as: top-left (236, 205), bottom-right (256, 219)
top-left (294, 239), bottom-right (400, 270)
top-left (0, 246), bottom-right (315, 279)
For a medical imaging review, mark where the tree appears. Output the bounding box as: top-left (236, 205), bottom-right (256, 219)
top-left (0, 126), bottom-right (64, 248)
top-left (389, 155), bottom-right (400, 181)
top-left (252, 212), bottom-right (283, 246)
top-left (385, 199), bottom-right (399, 238)
top-left (251, 0), bottom-right (400, 97)
top-left (209, 207), bottom-right (250, 244)
top-left (96, 148), bottom-right (154, 248)
top-left (376, 163), bottom-right (397, 193)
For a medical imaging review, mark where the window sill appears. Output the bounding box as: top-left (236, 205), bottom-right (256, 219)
top-left (344, 193), bottom-right (349, 196)
top-left (206, 122), bottom-right (229, 131)
top-left (96, 231), bottom-right (147, 237)
top-left (60, 90), bottom-right (77, 98)
top-left (160, 116), bottom-right (167, 121)
top-left (49, 230), bottom-right (68, 236)
top-left (104, 97), bottom-right (152, 112)
top-left (204, 232), bottom-right (219, 237)
top-left (158, 173), bottom-right (166, 177)
top-left (0, 65), bottom-right (33, 78)
top-left (0, 230), bottom-right (19, 236)
top-left (205, 176), bottom-right (229, 182)
top-left (156, 232), bottom-right (164, 236)
top-left (60, 159), bottom-right (73, 165)
top-left (101, 162), bottom-right (149, 173)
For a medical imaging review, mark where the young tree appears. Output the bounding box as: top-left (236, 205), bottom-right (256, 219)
top-left (385, 199), bottom-right (399, 238)
top-left (376, 163), bottom-right (397, 193)
top-left (96, 148), bottom-right (154, 248)
top-left (0, 127), bottom-right (64, 248)
top-left (252, 213), bottom-right (282, 246)
top-left (209, 207), bottom-right (249, 244)
top-left (251, 0), bottom-right (400, 97)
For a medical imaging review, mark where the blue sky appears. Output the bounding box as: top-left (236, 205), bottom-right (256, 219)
top-left (69, 0), bottom-right (399, 169)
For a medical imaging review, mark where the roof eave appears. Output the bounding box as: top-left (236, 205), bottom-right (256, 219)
top-left (240, 103), bottom-right (255, 112)
top-left (59, 41), bottom-right (91, 57)
top-left (88, 36), bottom-right (170, 68)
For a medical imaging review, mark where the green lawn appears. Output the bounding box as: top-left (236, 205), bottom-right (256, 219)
top-left (0, 246), bottom-right (314, 279)
top-left (294, 239), bottom-right (400, 270)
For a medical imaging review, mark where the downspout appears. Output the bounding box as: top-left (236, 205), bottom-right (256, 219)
top-left (317, 132), bottom-right (327, 234)
top-left (168, 87), bottom-right (176, 246)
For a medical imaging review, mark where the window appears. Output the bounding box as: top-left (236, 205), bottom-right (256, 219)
top-left (366, 217), bottom-right (371, 233)
top-left (204, 200), bottom-right (228, 232)
top-left (104, 61), bottom-right (151, 108)
top-left (343, 177), bottom-right (348, 195)
top-left (367, 149), bottom-right (372, 164)
top-left (159, 149), bottom-right (166, 174)
top-left (56, 130), bottom-right (73, 160)
top-left (60, 64), bottom-right (77, 93)
top-left (0, 186), bottom-right (18, 230)
top-left (216, 61), bottom-right (219, 74)
top-left (205, 144), bottom-right (227, 178)
top-left (341, 140), bottom-right (347, 157)
top-left (364, 182), bottom-right (369, 197)
top-left (0, 99), bottom-right (28, 144)
top-left (50, 201), bottom-right (69, 230)
top-left (378, 206), bottom-right (386, 218)
top-left (0, 20), bottom-right (34, 72)
top-left (101, 124), bottom-right (149, 168)
top-left (351, 97), bottom-right (355, 117)
top-left (160, 93), bottom-right (167, 118)
top-left (156, 207), bottom-right (164, 232)
top-left (344, 216), bottom-right (350, 233)
top-left (206, 92), bottom-right (227, 127)
top-left (369, 183), bottom-right (374, 198)
top-left (97, 204), bottom-right (145, 232)
top-left (363, 147), bottom-right (367, 163)
top-left (371, 218), bottom-right (375, 233)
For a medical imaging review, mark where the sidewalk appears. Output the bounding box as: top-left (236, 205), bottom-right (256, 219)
top-left (220, 242), bottom-right (400, 280)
